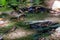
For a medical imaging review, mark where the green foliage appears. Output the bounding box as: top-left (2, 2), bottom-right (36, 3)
top-left (15, 21), bottom-right (30, 29)
top-left (0, 22), bottom-right (15, 34)
top-left (0, 26), bottom-right (13, 34)
top-left (0, 13), bottom-right (9, 18)
top-left (25, 12), bottom-right (48, 21)
top-left (33, 0), bottom-right (45, 5)
top-left (14, 34), bottom-right (34, 40)
top-left (0, 0), bottom-right (7, 6)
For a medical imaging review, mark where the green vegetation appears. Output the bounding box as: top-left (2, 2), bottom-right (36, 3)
top-left (0, 26), bottom-right (12, 34)
top-left (0, 0), bottom-right (50, 40)
top-left (0, 22), bottom-right (15, 34)
top-left (0, 11), bottom-right (49, 40)
top-left (11, 34), bottom-right (34, 40)
top-left (25, 12), bottom-right (48, 21)
top-left (0, 0), bottom-right (46, 11)
top-left (0, 0), bottom-right (7, 6)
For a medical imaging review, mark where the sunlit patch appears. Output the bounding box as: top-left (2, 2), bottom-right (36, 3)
top-left (52, 0), bottom-right (60, 11)
top-left (0, 18), bottom-right (9, 27)
top-left (51, 0), bottom-right (60, 16)
top-left (50, 27), bottom-right (60, 39)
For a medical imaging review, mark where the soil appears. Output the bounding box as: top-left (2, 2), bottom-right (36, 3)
top-left (45, 17), bottom-right (60, 23)
top-left (4, 28), bottom-right (34, 39)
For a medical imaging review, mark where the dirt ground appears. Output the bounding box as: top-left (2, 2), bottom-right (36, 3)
top-left (3, 28), bottom-right (34, 39)
top-left (45, 17), bottom-right (60, 23)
